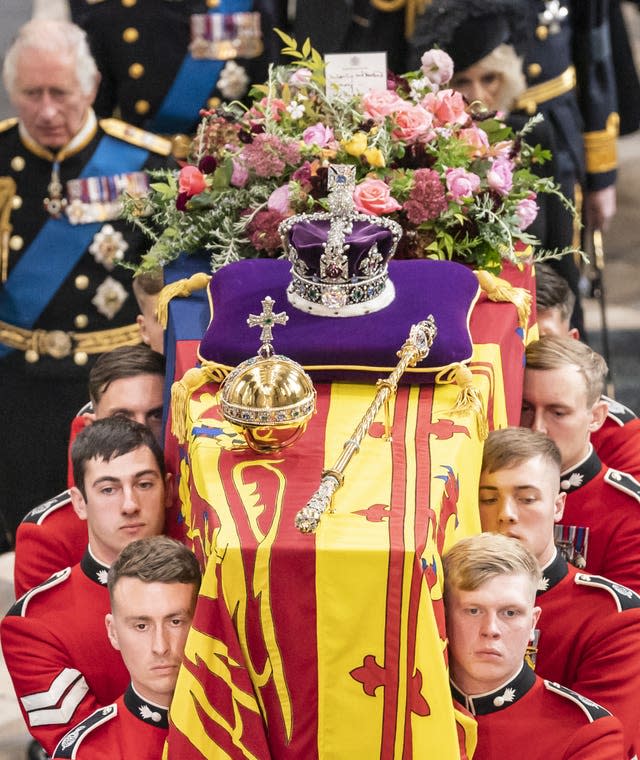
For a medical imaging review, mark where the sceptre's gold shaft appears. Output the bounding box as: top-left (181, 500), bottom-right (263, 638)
top-left (295, 316), bottom-right (437, 533)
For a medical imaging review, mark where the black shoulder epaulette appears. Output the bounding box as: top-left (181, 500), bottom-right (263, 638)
top-left (53, 704), bottom-right (117, 758)
top-left (602, 394), bottom-right (637, 426)
top-left (99, 118), bottom-right (172, 156)
top-left (0, 117), bottom-right (18, 133)
top-left (6, 567), bottom-right (71, 617)
top-left (544, 681), bottom-right (612, 722)
top-left (605, 469), bottom-right (640, 503)
top-left (574, 573), bottom-right (640, 612)
top-left (21, 489), bottom-right (72, 526)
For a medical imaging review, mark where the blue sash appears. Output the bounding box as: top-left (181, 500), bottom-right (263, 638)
top-left (148, 0), bottom-right (253, 134)
top-left (0, 135), bottom-right (149, 358)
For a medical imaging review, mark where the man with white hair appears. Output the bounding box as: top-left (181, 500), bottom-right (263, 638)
top-left (0, 19), bottom-right (173, 547)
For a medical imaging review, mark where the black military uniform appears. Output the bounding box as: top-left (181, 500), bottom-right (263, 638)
top-left (292, 0), bottom-right (425, 74)
top-left (0, 112), bottom-right (172, 543)
top-left (71, 0), bottom-right (282, 135)
top-left (513, 1), bottom-right (619, 334)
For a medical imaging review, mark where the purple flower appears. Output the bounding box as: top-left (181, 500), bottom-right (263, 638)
top-left (231, 159), bottom-right (249, 188)
top-left (446, 167), bottom-right (481, 201)
top-left (302, 123), bottom-right (335, 147)
top-left (487, 157), bottom-right (514, 196)
top-left (197, 155), bottom-right (218, 174)
top-left (292, 161), bottom-right (313, 187)
top-left (175, 192), bottom-right (189, 212)
top-left (516, 196), bottom-right (539, 230)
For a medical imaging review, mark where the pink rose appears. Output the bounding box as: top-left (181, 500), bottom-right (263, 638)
top-left (302, 123), bottom-right (335, 147)
top-left (230, 158), bottom-right (249, 188)
top-left (362, 89), bottom-right (405, 122)
top-left (487, 157), bottom-right (514, 196)
top-left (392, 104), bottom-right (434, 144)
top-left (420, 49), bottom-right (454, 87)
top-left (446, 167), bottom-right (481, 201)
top-left (353, 179), bottom-right (402, 216)
top-left (267, 184), bottom-right (291, 214)
top-left (422, 89), bottom-right (468, 127)
top-left (178, 165), bottom-right (206, 197)
top-left (459, 126), bottom-right (490, 156)
top-left (516, 196), bottom-right (539, 230)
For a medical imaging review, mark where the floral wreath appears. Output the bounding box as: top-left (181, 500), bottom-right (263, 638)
top-left (124, 32), bottom-right (574, 275)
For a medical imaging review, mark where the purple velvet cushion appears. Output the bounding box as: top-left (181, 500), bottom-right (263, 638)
top-left (198, 259), bottom-right (480, 385)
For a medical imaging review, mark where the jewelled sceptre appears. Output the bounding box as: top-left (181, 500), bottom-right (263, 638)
top-left (295, 316), bottom-right (438, 533)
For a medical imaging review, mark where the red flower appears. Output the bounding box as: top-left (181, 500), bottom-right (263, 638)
top-left (178, 165), bottom-right (206, 197)
top-left (246, 209), bottom-right (287, 252)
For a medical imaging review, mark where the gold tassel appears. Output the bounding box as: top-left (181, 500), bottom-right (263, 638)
top-left (474, 269), bottom-right (532, 331)
top-left (170, 362), bottom-right (231, 444)
top-left (438, 363), bottom-right (489, 441)
top-left (155, 272), bottom-right (212, 329)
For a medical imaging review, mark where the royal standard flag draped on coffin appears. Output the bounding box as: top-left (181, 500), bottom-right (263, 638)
top-left (162, 260), bottom-right (534, 759)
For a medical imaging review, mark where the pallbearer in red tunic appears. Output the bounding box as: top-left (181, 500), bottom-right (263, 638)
top-left (521, 336), bottom-right (640, 592)
top-left (1, 418), bottom-right (171, 755)
top-left (52, 536), bottom-right (201, 760)
top-left (443, 533), bottom-right (625, 760)
top-left (479, 428), bottom-right (640, 757)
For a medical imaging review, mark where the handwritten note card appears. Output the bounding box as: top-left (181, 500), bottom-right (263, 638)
top-left (325, 52), bottom-right (388, 99)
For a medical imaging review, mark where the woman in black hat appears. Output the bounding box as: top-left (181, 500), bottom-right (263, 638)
top-left (410, 0), bottom-right (585, 334)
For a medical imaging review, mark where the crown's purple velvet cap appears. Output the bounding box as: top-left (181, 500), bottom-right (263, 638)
top-left (288, 219), bottom-right (396, 275)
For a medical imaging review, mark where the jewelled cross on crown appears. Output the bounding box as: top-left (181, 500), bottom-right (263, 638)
top-left (247, 296), bottom-right (289, 357)
top-left (322, 164), bottom-right (357, 283)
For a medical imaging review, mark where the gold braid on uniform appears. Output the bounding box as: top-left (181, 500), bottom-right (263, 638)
top-left (370, 0), bottom-right (432, 37)
top-left (583, 112), bottom-right (619, 175)
top-left (0, 177), bottom-right (16, 283)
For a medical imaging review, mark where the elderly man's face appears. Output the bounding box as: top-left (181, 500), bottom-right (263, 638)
top-left (11, 49), bottom-right (95, 148)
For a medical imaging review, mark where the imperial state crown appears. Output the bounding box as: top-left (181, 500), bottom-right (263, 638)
top-left (279, 164), bottom-right (402, 317)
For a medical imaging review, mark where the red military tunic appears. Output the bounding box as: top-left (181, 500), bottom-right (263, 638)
top-left (451, 664), bottom-right (625, 760)
top-left (534, 550), bottom-right (640, 757)
top-left (591, 396), bottom-right (640, 480)
top-left (554, 446), bottom-right (640, 592)
top-left (0, 550), bottom-right (129, 755)
top-left (13, 490), bottom-right (87, 598)
top-left (52, 684), bottom-right (169, 760)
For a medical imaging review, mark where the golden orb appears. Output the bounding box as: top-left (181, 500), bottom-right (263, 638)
top-left (220, 354), bottom-right (316, 454)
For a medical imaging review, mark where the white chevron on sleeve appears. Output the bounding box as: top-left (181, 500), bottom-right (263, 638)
top-left (21, 668), bottom-right (89, 726)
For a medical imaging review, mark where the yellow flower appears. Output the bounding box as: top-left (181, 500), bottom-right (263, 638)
top-left (342, 131), bottom-right (368, 157)
top-left (364, 147), bottom-right (385, 168)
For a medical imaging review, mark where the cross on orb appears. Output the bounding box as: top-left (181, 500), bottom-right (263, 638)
top-left (247, 296), bottom-right (289, 348)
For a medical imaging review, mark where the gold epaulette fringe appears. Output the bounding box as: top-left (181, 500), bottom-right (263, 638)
top-left (474, 269), bottom-right (532, 331)
top-left (0, 117), bottom-right (18, 133)
top-left (155, 272), bottom-right (212, 328)
top-left (99, 118), bottom-right (173, 156)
